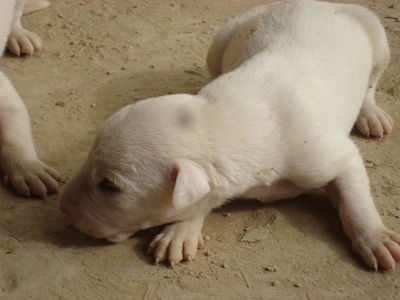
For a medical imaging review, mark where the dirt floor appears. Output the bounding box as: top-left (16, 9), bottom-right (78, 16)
top-left (0, 0), bottom-right (399, 299)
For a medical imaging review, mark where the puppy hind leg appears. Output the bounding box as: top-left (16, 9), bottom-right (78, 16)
top-left (356, 51), bottom-right (393, 138)
top-left (353, 9), bottom-right (393, 138)
top-left (327, 142), bottom-right (400, 270)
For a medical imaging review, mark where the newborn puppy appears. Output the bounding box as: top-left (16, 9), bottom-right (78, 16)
top-left (0, 0), bottom-right (61, 197)
top-left (7, 0), bottom-right (50, 56)
top-left (61, 0), bottom-right (399, 270)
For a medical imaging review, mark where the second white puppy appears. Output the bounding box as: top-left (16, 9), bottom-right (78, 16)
top-left (60, 0), bottom-right (399, 271)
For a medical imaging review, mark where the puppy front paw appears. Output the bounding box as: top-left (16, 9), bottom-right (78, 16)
top-left (4, 159), bottom-right (62, 198)
top-left (7, 28), bottom-right (42, 56)
top-left (352, 227), bottom-right (400, 271)
top-left (355, 104), bottom-right (394, 138)
top-left (148, 220), bottom-right (204, 267)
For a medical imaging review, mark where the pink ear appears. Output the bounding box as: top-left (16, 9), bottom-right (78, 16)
top-left (171, 159), bottom-right (210, 209)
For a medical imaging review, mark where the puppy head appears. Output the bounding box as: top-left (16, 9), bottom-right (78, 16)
top-left (60, 94), bottom-right (211, 242)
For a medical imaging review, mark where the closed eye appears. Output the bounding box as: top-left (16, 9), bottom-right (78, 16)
top-left (98, 178), bottom-right (121, 192)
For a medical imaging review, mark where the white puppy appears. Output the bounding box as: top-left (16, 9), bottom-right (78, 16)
top-left (60, 0), bottom-right (399, 270)
top-left (0, 0), bottom-right (61, 197)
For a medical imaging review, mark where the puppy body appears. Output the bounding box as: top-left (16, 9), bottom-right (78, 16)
top-left (0, 0), bottom-right (60, 197)
top-left (61, 0), bottom-right (399, 270)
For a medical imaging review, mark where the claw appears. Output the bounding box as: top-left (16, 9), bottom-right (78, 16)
top-left (353, 228), bottom-right (400, 270)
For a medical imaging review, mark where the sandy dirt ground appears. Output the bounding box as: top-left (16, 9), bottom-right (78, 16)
top-left (0, 0), bottom-right (399, 299)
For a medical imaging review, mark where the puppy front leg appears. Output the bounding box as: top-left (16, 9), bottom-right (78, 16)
top-left (148, 214), bottom-right (206, 267)
top-left (328, 143), bottom-right (400, 270)
top-left (6, 0), bottom-right (48, 56)
top-left (0, 72), bottom-right (61, 197)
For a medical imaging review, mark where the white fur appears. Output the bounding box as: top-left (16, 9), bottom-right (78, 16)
top-left (60, 0), bottom-right (399, 270)
top-left (7, 0), bottom-right (50, 56)
top-left (0, 0), bottom-right (60, 197)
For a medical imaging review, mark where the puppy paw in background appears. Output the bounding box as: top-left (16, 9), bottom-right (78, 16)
top-left (0, 72), bottom-right (62, 198)
top-left (7, 0), bottom-right (50, 56)
top-left (0, 0), bottom-right (61, 197)
top-left (1, 152), bottom-right (61, 198)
